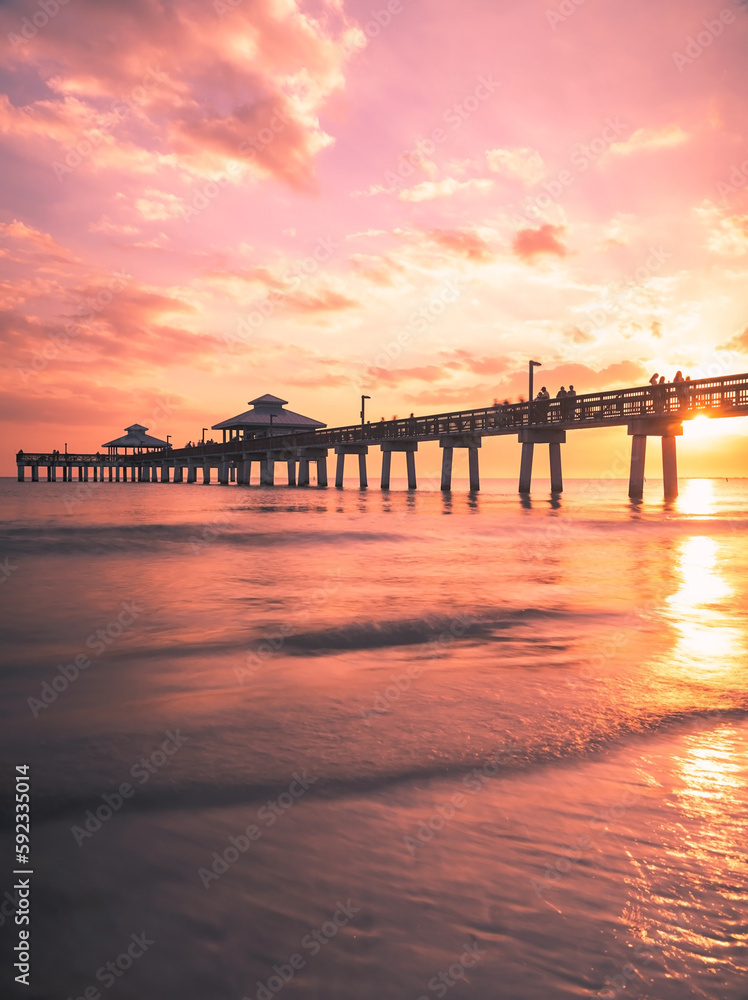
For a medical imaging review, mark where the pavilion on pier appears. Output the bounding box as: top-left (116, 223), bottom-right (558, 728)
top-left (102, 423), bottom-right (169, 456)
top-left (211, 393), bottom-right (326, 443)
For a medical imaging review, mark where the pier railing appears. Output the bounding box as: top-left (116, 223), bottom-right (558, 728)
top-left (16, 372), bottom-right (748, 466)
top-left (173, 371), bottom-right (748, 459)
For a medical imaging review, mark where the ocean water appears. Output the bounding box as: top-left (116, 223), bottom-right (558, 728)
top-left (1, 476), bottom-right (747, 1000)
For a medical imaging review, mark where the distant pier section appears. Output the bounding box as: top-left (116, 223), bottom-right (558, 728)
top-left (15, 373), bottom-right (748, 500)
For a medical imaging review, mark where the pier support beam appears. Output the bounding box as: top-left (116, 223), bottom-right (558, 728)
top-left (260, 459), bottom-right (274, 485)
top-left (334, 444), bottom-right (369, 488)
top-left (202, 463), bottom-right (211, 485)
top-left (627, 419), bottom-right (683, 501)
top-left (662, 435), bottom-right (678, 501)
top-left (440, 447), bottom-right (453, 491)
top-left (628, 435), bottom-right (647, 500)
top-left (161, 464), bottom-right (170, 483)
top-left (173, 465), bottom-right (183, 483)
top-left (381, 451), bottom-right (392, 490)
top-left (236, 459), bottom-right (250, 486)
top-left (549, 442), bottom-right (563, 493)
top-left (219, 461), bottom-right (229, 486)
top-left (31, 465), bottom-right (39, 482)
top-left (439, 434), bottom-right (482, 491)
top-left (517, 428), bottom-right (566, 494)
top-left (187, 463), bottom-right (197, 484)
top-left (294, 448), bottom-right (328, 487)
top-left (519, 442), bottom-right (534, 494)
top-left (380, 441), bottom-right (418, 490)
top-left (287, 460), bottom-right (296, 486)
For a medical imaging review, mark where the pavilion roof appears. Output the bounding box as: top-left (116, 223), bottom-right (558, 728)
top-left (212, 393), bottom-right (326, 431)
top-left (102, 424), bottom-right (168, 448)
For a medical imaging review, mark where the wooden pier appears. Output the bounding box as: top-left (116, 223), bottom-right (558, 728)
top-left (15, 373), bottom-right (748, 499)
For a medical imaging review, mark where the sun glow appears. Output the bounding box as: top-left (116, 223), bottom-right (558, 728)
top-left (683, 416), bottom-right (723, 440)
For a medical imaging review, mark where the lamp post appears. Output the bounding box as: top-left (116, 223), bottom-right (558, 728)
top-left (166, 434), bottom-right (171, 450)
top-left (201, 428), bottom-right (207, 443)
top-left (360, 394), bottom-right (370, 429)
top-left (528, 360), bottom-right (542, 424)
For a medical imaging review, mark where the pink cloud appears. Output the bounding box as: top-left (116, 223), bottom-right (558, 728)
top-left (427, 229), bottom-right (494, 262)
top-left (513, 224), bottom-right (568, 261)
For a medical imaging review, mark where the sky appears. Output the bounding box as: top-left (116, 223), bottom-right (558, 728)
top-left (2, 0), bottom-right (748, 478)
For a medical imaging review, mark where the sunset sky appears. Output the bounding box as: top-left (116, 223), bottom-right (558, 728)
top-left (2, 0), bottom-right (748, 477)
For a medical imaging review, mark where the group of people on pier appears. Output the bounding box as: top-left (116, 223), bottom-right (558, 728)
top-left (533, 384), bottom-right (577, 421)
top-left (648, 370), bottom-right (691, 412)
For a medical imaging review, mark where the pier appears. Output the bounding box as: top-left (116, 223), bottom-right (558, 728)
top-left (15, 373), bottom-right (748, 499)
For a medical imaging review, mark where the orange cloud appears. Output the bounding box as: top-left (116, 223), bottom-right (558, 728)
top-left (513, 224), bottom-right (568, 261)
top-left (427, 229), bottom-right (494, 262)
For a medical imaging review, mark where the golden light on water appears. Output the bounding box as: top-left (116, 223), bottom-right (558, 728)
top-left (663, 536), bottom-right (743, 677)
top-left (676, 478), bottom-right (715, 516)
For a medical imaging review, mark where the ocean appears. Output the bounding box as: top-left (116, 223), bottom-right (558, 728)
top-left (1, 476), bottom-right (747, 1000)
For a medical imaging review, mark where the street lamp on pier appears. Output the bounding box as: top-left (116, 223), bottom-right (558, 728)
top-left (201, 428), bottom-right (207, 443)
top-left (360, 395), bottom-right (371, 429)
top-left (528, 360), bottom-right (542, 424)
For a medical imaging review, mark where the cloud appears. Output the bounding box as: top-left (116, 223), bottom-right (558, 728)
top-left (398, 177), bottom-right (493, 202)
top-left (485, 146), bottom-right (545, 185)
top-left (365, 364), bottom-right (449, 386)
top-left (719, 326), bottom-right (748, 353)
top-left (285, 288), bottom-right (358, 313)
top-left (427, 229), bottom-right (494, 262)
top-left (513, 224), bottom-right (568, 261)
top-left (706, 214), bottom-right (748, 255)
top-left (606, 124), bottom-right (689, 158)
top-left (0, 0), bottom-right (360, 189)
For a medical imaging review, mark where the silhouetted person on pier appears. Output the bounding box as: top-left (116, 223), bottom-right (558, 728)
top-left (649, 372), bottom-right (659, 386)
top-left (673, 370), bottom-right (687, 409)
top-left (535, 387), bottom-right (550, 422)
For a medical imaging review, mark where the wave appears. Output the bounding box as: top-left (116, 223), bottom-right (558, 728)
top-left (0, 522), bottom-right (398, 556)
top-left (4, 706), bottom-right (746, 828)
